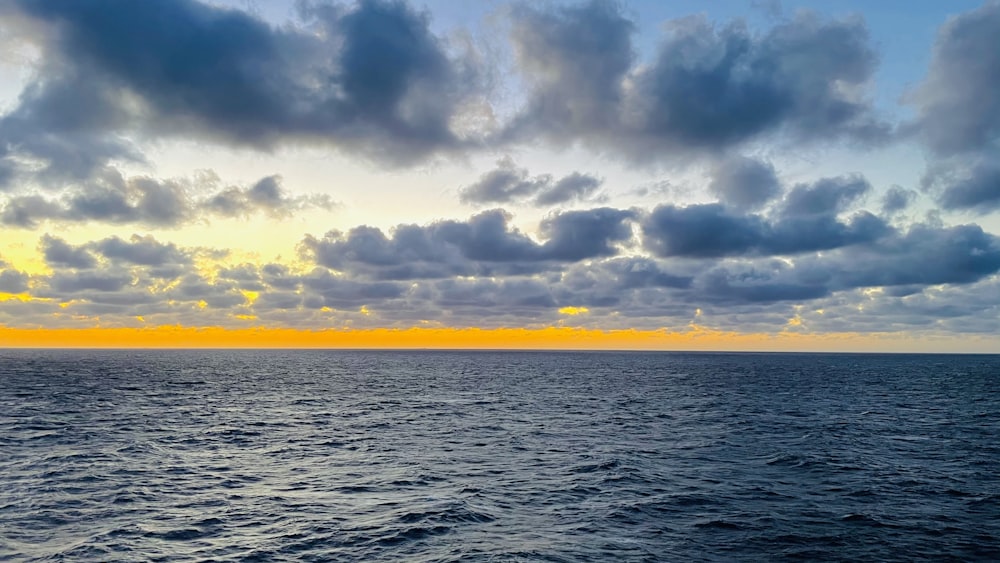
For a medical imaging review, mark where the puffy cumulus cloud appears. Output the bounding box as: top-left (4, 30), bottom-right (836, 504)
top-left (881, 186), bottom-right (917, 215)
top-left (38, 233), bottom-right (194, 280)
top-left (2, 170), bottom-right (188, 228)
top-left (708, 156), bottom-right (781, 210)
top-left (506, 2), bottom-right (888, 159)
top-left (201, 175), bottom-right (337, 219)
top-left (695, 223), bottom-right (1000, 306)
top-left (909, 2), bottom-right (1000, 212)
top-left (0, 269), bottom-right (29, 294)
top-left (0, 0), bottom-right (483, 188)
top-left (924, 160), bottom-right (1000, 213)
top-left (506, 0), bottom-right (634, 143)
top-left (3, 215), bottom-right (1000, 332)
top-left (537, 208), bottom-right (636, 260)
top-left (777, 175), bottom-right (870, 217)
top-left (1, 172), bottom-right (335, 228)
top-left (459, 157), bottom-right (603, 207)
top-left (0, 0), bottom-right (898, 192)
top-left (301, 208), bottom-right (636, 280)
top-left (40, 234), bottom-right (97, 269)
top-left (13, 234), bottom-right (247, 325)
top-left (910, 2), bottom-right (1000, 157)
top-left (300, 268), bottom-right (405, 310)
top-left (642, 174), bottom-right (888, 259)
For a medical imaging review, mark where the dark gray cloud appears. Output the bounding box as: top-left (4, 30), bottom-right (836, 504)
top-left (459, 157), bottom-right (603, 207)
top-left (910, 2), bottom-right (1000, 157)
top-left (36, 233), bottom-right (195, 289)
top-left (430, 277), bottom-right (557, 312)
top-left (825, 223), bottom-right (1000, 288)
top-left (0, 196), bottom-right (67, 230)
top-left (458, 158), bottom-right (548, 205)
top-left (48, 270), bottom-right (132, 293)
top-left (0, 60), bottom-right (141, 187)
top-left (303, 208), bottom-right (635, 279)
top-left (537, 207), bottom-right (635, 260)
top-left (506, 3), bottom-right (888, 158)
top-left (2, 171), bottom-right (189, 227)
top-left (926, 160), bottom-right (1000, 213)
top-left (909, 2), bottom-right (1000, 211)
top-left (696, 222), bottom-right (1000, 305)
top-left (506, 0), bottom-right (634, 142)
top-left (642, 189), bottom-right (889, 259)
top-left (40, 234), bottom-right (97, 269)
top-left (708, 156), bottom-right (781, 210)
top-left (166, 274), bottom-right (247, 309)
top-left (535, 173), bottom-right (603, 206)
top-left (881, 185), bottom-right (917, 214)
top-left (301, 267), bottom-right (405, 309)
top-left (0, 0), bottom-right (896, 189)
top-left (261, 263), bottom-right (301, 291)
top-left (92, 235), bottom-right (190, 268)
top-left (698, 262), bottom-right (832, 304)
top-left (779, 175), bottom-right (870, 217)
top-left (1, 0), bottom-right (481, 186)
top-left (0, 269), bottom-right (29, 294)
top-left (6, 215), bottom-right (1000, 332)
top-left (217, 264), bottom-right (269, 292)
top-left (1, 172), bottom-right (334, 228)
top-left (202, 175), bottom-right (336, 219)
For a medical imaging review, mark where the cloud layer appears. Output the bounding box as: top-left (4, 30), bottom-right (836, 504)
top-left (0, 0), bottom-right (999, 342)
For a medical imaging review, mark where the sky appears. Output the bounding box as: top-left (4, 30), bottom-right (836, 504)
top-left (0, 0), bottom-right (999, 351)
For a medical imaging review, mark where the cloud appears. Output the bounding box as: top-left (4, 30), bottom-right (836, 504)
top-left (92, 235), bottom-right (190, 268)
top-left (302, 207), bottom-right (636, 279)
top-left (47, 270), bottom-right (133, 293)
top-left (1, 0), bottom-right (483, 187)
top-left (924, 160), bottom-right (1000, 213)
top-left (459, 157), bottom-right (603, 207)
top-left (697, 222), bottom-right (1000, 305)
top-left (201, 175), bottom-right (337, 219)
top-left (40, 234), bottom-right (97, 269)
top-left (506, 0), bottom-right (634, 143)
top-left (642, 179), bottom-right (888, 259)
top-left (0, 269), bottom-right (29, 294)
top-left (301, 267), bottom-right (405, 309)
top-left (506, 3), bottom-right (888, 159)
top-left (2, 170), bottom-right (189, 227)
top-left (778, 175), bottom-right (870, 217)
top-left (0, 0), bottom-right (895, 188)
top-left (537, 207), bottom-right (635, 260)
top-left (909, 2), bottom-right (1000, 211)
top-left (708, 156), bottom-right (781, 210)
top-left (5, 215), bottom-right (1000, 332)
top-left (1, 171), bottom-right (334, 228)
top-left (37, 233), bottom-right (193, 285)
top-left (881, 185), bottom-right (916, 214)
top-left (910, 2), bottom-right (1000, 156)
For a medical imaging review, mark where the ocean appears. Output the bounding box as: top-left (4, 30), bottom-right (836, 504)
top-left (1, 350), bottom-right (998, 561)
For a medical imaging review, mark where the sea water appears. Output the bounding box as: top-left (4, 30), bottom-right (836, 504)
top-left (2, 350), bottom-right (999, 561)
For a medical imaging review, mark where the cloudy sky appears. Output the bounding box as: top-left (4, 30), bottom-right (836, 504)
top-left (1, 0), bottom-right (999, 351)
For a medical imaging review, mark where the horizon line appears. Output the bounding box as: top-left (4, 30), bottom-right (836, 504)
top-left (1, 345), bottom-right (998, 356)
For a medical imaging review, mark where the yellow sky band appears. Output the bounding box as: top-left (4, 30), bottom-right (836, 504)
top-left (1, 326), bottom-right (996, 353)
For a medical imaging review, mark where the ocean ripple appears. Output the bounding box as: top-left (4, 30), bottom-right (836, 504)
top-left (2, 350), bottom-right (999, 561)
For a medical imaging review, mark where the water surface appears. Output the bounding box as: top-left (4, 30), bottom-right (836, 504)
top-left (2, 350), bottom-right (998, 561)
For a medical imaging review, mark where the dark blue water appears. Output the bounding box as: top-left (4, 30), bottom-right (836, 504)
top-left (1, 350), bottom-right (999, 561)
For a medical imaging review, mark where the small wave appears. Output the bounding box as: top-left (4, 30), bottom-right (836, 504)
top-left (395, 503), bottom-right (496, 525)
top-left (839, 513), bottom-right (898, 528)
top-left (694, 519), bottom-right (747, 530)
top-left (570, 459), bottom-right (621, 473)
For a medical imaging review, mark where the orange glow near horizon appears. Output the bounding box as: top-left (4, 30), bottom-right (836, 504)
top-left (0, 325), bottom-right (997, 353)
